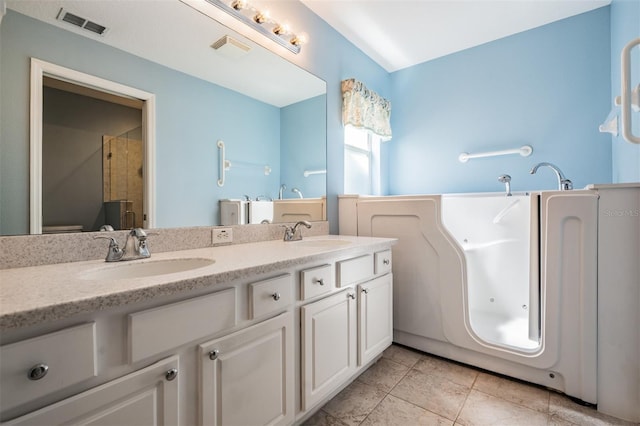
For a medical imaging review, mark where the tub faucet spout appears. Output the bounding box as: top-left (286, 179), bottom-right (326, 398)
top-left (498, 174), bottom-right (512, 196)
top-left (529, 162), bottom-right (573, 190)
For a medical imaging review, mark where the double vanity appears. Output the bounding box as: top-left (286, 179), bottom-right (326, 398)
top-left (0, 230), bottom-right (395, 425)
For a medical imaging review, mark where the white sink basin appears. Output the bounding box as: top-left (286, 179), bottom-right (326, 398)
top-left (81, 258), bottom-right (215, 280)
top-left (291, 239), bottom-right (352, 248)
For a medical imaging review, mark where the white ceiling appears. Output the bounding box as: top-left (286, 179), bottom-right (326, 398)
top-left (301, 0), bottom-right (612, 72)
top-left (5, 0), bottom-right (325, 107)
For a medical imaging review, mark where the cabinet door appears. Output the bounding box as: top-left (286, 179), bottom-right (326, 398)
top-left (199, 311), bottom-right (294, 426)
top-left (4, 356), bottom-right (179, 426)
top-left (358, 274), bottom-right (393, 366)
top-left (301, 289), bottom-right (357, 411)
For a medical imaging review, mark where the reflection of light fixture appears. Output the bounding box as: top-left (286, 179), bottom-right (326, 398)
top-left (204, 0), bottom-right (306, 54)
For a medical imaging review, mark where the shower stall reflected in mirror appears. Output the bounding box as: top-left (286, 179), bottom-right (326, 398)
top-left (102, 126), bottom-right (143, 230)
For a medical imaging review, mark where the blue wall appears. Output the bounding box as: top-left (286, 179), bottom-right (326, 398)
top-left (387, 7), bottom-right (612, 195)
top-left (280, 95), bottom-right (327, 199)
top-left (610, 0), bottom-right (640, 182)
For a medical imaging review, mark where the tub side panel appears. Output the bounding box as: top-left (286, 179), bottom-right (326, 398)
top-left (541, 191), bottom-right (598, 403)
top-left (356, 197), bottom-right (462, 344)
top-left (596, 187), bottom-right (640, 422)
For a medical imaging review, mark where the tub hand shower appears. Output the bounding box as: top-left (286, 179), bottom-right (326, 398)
top-left (498, 175), bottom-right (512, 196)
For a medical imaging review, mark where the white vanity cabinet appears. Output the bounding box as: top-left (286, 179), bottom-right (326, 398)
top-left (4, 356), bottom-right (179, 426)
top-left (0, 237), bottom-right (395, 426)
top-left (198, 311), bottom-right (294, 426)
top-left (299, 249), bottom-right (393, 415)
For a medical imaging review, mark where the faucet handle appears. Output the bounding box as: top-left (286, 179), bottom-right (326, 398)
top-left (94, 235), bottom-right (118, 246)
top-left (93, 236), bottom-right (124, 262)
top-left (281, 224), bottom-right (295, 241)
top-left (130, 228), bottom-right (147, 238)
top-left (561, 179), bottom-right (573, 191)
top-left (130, 228), bottom-right (155, 258)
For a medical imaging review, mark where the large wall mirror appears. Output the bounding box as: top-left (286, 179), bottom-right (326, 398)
top-left (0, 0), bottom-right (327, 235)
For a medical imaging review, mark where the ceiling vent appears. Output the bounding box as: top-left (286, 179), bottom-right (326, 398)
top-left (56, 8), bottom-right (108, 36)
top-left (211, 35), bottom-right (251, 59)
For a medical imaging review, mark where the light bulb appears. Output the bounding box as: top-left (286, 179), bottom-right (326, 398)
top-left (231, 0), bottom-right (246, 10)
top-left (291, 32), bottom-right (308, 46)
top-left (253, 10), bottom-right (270, 24)
top-left (273, 23), bottom-right (290, 35)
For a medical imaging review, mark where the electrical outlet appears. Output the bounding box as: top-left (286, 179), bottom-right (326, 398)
top-left (213, 228), bottom-right (233, 244)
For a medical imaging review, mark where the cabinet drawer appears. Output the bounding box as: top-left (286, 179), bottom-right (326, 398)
top-left (374, 250), bottom-right (392, 275)
top-left (129, 288), bottom-right (236, 363)
top-left (5, 355), bottom-right (179, 426)
top-left (300, 264), bottom-right (333, 300)
top-left (0, 322), bottom-right (97, 412)
top-left (250, 275), bottom-right (292, 319)
top-left (336, 254), bottom-right (373, 287)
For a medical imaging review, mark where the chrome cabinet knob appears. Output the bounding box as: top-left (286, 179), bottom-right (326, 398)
top-left (383, 259), bottom-right (390, 265)
top-left (165, 368), bottom-right (178, 381)
top-left (209, 349), bottom-right (220, 360)
top-left (272, 292), bottom-right (281, 301)
top-left (28, 363), bottom-right (49, 381)
top-left (314, 278), bottom-right (325, 286)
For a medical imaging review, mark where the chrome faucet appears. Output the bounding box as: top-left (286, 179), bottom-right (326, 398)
top-left (498, 174), bottom-right (512, 196)
top-left (278, 184), bottom-right (286, 199)
top-left (94, 228), bottom-right (152, 262)
top-left (282, 220), bottom-right (312, 241)
top-left (529, 162), bottom-right (573, 190)
top-left (291, 188), bottom-right (303, 199)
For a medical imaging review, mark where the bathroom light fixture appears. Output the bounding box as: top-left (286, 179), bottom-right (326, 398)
top-left (204, 0), bottom-right (306, 54)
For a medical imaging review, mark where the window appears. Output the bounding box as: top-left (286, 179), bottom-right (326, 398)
top-left (344, 126), bottom-right (381, 195)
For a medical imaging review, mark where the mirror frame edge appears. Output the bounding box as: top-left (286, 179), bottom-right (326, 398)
top-left (29, 57), bottom-right (157, 234)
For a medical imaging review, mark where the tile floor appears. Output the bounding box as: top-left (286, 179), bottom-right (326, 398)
top-left (303, 344), bottom-right (637, 426)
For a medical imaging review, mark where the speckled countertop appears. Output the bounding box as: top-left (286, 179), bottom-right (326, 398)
top-left (0, 235), bottom-right (395, 331)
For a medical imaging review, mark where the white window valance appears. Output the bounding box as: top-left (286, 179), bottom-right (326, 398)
top-left (341, 78), bottom-right (392, 141)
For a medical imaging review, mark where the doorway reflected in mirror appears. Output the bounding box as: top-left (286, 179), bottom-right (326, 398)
top-left (42, 78), bottom-right (143, 233)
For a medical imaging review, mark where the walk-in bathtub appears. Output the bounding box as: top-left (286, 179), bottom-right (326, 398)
top-left (441, 193), bottom-right (539, 352)
top-left (338, 191), bottom-right (599, 404)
